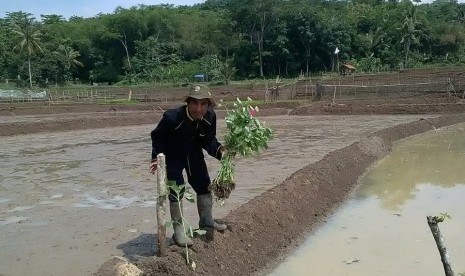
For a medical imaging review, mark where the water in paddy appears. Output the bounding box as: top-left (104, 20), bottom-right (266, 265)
top-left (1, 115), bottom-right (428, 276)
top-left (269, 123), bottom-right (465, 276)
top-left (0, 114), bottom-right (446, 275)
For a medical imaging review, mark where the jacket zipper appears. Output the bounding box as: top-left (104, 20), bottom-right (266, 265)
top-left (187, 154), bottom-right (192, 176)
top-left (186, 122), bottom-right (198, 177)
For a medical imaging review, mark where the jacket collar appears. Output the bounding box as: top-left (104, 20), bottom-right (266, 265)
top-left (185, 105), bottom-right (195, 121)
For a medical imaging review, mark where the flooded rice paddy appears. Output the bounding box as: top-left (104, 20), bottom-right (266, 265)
top-left (269, 122), bottom-right (465, 276)
top-left (0, 114), bottom-right (434, 275)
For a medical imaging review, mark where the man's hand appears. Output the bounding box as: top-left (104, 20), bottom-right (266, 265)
top-left (149, 160), bottom-right (158, 174)
top-left (219, 145), bottom-right (236, 157)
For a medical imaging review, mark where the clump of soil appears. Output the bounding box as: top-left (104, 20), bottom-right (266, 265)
top-left (210, 180), bottom-right (236, 200)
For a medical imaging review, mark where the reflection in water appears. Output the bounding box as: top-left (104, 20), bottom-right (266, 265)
top-left (269, 123), bottom-right (465, 276)
top-left (359, 126), bottom-right (465, 211)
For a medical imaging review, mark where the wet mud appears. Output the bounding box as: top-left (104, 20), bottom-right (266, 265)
top-left (1, 100), bottom-right (465, 275)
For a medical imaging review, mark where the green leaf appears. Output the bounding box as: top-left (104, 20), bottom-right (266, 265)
top-left (185, 193), bottom-right (195, 203)
top-left (194, 229), bottom-right (207, 235)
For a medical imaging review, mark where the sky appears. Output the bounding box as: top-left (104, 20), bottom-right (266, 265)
top-left (1, 0), bottom-right (205, 20)
top-left (3, 0), bottom-right (464, 20)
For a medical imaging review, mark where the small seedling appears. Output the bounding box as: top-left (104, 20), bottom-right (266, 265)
top-left (165, 181), bottom-right (206, 269)
top-left (437, 212), bottom-right (452, 222)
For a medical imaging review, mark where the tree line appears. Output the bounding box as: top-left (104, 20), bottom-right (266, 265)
top-left (1, 0), bottom-right (464, 88)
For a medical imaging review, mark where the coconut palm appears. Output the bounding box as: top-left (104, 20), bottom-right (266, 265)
top-left (11, 20), bottom-right (43, 88)
top-left (399, 4), bottom-right (421, 67)
top-left (58, 44), bottom-right (84, 70)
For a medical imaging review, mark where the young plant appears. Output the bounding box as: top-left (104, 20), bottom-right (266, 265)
top-left (211, 97), bottom-right (273, 201)
top-left (165, 181), bottom-right (206, 270)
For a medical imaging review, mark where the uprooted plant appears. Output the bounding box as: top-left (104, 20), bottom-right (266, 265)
top-left (165, 181), bottom-right (206, 271)
top-left (211, 97), bottom-right (273, 201)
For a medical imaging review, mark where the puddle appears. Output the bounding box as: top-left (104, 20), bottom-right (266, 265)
top-left (269, 123), bottom-right (465, 276)
top-left (73, 194), bottom-right (142, 209)
top-left (0, 114), bottom-right (433, 276)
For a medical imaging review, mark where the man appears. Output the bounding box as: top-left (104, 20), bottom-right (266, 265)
top-left (149, 84), bottom-right (227, 247)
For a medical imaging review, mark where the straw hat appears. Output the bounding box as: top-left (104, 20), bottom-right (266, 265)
top-left (182, 84), bottom-right (216, 107)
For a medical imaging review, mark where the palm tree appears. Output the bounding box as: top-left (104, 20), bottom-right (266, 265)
top-left (11, 19), bottom-right (43, 88)
top-left (399, 4), bottom-right (421, 67)
top-left (58, 44), bottom-right (84, 70)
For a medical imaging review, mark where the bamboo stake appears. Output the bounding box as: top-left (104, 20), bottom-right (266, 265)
top-left (156, 153), bottom-right (167, 257)
top-left (332, 86), bottom-right (337, 104)
top-left (427, 215), bottom-right (455, 276)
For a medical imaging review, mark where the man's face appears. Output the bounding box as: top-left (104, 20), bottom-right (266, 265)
top-left (187, 98), bottom-right (210, 120)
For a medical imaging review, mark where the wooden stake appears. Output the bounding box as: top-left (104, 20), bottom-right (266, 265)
top-left (332, 86), bottom-right (337, 105)
top-left (427, 215), bottom-right (455, 276)
top-left (156, 153), bottom-right (167, 257)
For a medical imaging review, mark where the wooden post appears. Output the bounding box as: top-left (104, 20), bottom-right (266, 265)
top-left (156, 153), bottom-right (167, 257)
top-left (427, 216), bottom-right (455, 276)
top-left (332, 86), bottom-right (337, 105)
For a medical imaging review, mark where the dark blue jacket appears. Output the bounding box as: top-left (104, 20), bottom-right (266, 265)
top-left (151, 105), bottom-right (222, 163)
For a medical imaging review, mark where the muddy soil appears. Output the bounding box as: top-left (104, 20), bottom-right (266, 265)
top-left (132, 113), bottom-right (465, 276)
top-left (2, 90), bottom-right (465, 276)
top-left (2, 93), bottom-right (465, 137)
